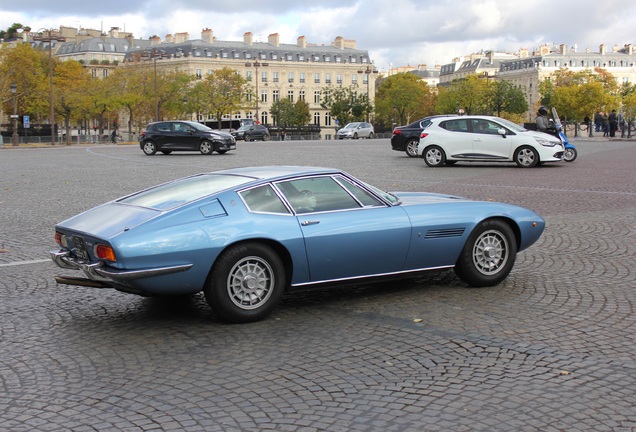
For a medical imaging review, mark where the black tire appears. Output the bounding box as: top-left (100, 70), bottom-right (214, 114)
top-left (405, 139), bottom-right (419, 157)
top-left (262, 134), bottom-right (270, 141)
top-left (368, 132), bottom-right (374, 139)
top-left (244, 134), bottom-right (251, 142)
top-left (161, 150), bottom-right (172, 155)
top-left (200, 140), bottom-right (213, 155)
top-left (423, 145), bottom-right (446, 167)
top-left (353, 133), bottom-right (359, 139)
top-left (454, 219), bottom-right (517, 287)
top-left (563, 147), bottom-right (577, 162)
top-left (204, 243), bottom-right (286, 323)
top-left (142, 141), bottom-right (157, 156)
top-left (216, 150), bottom-right (228, 154)
top-left (514, 146), bottom-right (539, 167)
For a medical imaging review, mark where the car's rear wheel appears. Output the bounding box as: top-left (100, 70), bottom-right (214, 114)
top-left (454, 219), bottom-right (517, 287)
top-left (142, 141), bottom-right (157, 156)
top-left (204, 243), bottom-right (285, 323)
top-left (262, 134), bottom-right (270, 141)
top-left (405, 139), bottom-right (419, 157)
top-left (368, 132), bottom-right (374, 139)
top-left (423, 145), bottom-right (446, 167)
top-left (200, 140), bottom-right (213, 155)
top-left (244, 134), bottom-right (252, 142)
top-left (161, 150), bottom-right (172, 155)
top-left (514, 146), bottom-right (539, 167)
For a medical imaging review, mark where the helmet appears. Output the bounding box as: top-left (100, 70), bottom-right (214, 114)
top-left (538, 106), bottom-right (548, 116)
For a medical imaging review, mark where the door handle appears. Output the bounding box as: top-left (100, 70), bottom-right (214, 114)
top-left (301, 220), bottom-right (320, 226)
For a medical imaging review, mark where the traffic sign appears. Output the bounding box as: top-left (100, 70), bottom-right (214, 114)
top-left (23, 115), bottom-right (30, 128)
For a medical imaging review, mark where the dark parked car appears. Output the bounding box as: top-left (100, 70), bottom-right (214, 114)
top-left (231, 124), bottom-right (270, 141)
top-left (391, 115), bottom-right (455, 157)
top-left (139, 121), bottom-right (236, 155)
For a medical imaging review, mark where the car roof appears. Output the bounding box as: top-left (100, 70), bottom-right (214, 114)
top-left (213, 166), bottom-right (342, 181)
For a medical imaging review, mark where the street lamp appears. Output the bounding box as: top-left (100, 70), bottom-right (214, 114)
top-left (245, 61), bottom-right (269, 123)
top-left (32, 29), bottom-right (66, 145)
top-left (10, 83), bottom-right (19, 146)
top-left (357, 65), bottom-right (378, 122)
top-left (142, 49), bottom-right (166, 121)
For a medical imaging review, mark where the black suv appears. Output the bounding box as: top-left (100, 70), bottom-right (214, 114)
top-left (139, 121), bottom-right (236, 155)
top-left (391, 115), bottom-right (455, 157)
top-left (231, 124), bottom-right (271, 141)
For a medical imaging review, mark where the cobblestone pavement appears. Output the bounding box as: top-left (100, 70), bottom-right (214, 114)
top-left (1, 138), bottom-right (635, 431)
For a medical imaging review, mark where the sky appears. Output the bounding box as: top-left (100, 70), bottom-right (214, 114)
top-left (2, 0), bottom-right (636, 72)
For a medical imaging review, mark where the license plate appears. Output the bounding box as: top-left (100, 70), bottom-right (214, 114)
top-left (72, 236), bottom-right (89, 261)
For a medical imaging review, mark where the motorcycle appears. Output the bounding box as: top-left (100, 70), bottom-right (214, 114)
top-left (549, 108), bottom-right (577, 162)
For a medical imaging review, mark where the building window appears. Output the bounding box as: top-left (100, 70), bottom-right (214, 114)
top-left (245, 52), bottom-right (251, 59)
top-left (299, 90), bottom-right (305, 101)
top-left (288, 72), bottom-right (294, 83)
top-left (324, 112), bottom-right (332, 126)
top-left (261, 90), bottom-right (267, 103)
top-left (363, 74), bottom-right (368, 85)
top-left (313, 112), bottom-right (321, 125)
top-left (261, 111), bottom-right (268, 125)
top-left (324, 55), bottom-right (331, 62)
top-left (314, 73), bottom-right (320, 84)
top-left (350, 57), bottom-right (357, 63)
top-left (273, 90), bottom-right (279, 102)
top-left (336, 74), bottom-right (343, 84)
top-left (351, 74), bottom-right (357, 85)
top-left (196, 69), bottom-right (202, 79)
top-left (286, 54), bottom-right (293, 61)
top-left (273, 72), bottom-right (279, 83)
top-left (314, 91), bottom-right (321, 104)
top-left (102, 69), bottom-right (108, 78)
top-left (272, 54), bottom-right (278, 60)
top-left (326, 73), bottom-right (331, 84)
top-left (300, 73), bottom-right (306, 83)
top-left (261, 71), bottom-right (267, 82)
top-left (288, 90), bottom-right (294, 102)
top-left (246, 70), bottom-right (253, 81)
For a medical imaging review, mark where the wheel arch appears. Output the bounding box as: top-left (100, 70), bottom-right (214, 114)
top-left (473, 216), bottom-right (521, 251)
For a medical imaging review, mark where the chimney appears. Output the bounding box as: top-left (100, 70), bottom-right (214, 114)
top-left (560, 44), bottom-right (567, 55)
top-left (297, 35), bottom-right (307, 48)
top-left (201, 28), bottom-right (213, 44)
top-left (519, 48), bottom-right (529, 58)
top-left (540, 44), bottom-right (550, 55)
top-left (150, 35), bottom-right (161, 46)
top-left (626, 44), bottom-right (634, 55)
top-left (333, 36), bottom-right (345, 49)
top-left (126, 34), bottom-right (134, 47)
top-left (109, 27), bottom-right (120, 38)
top-left (165, 34), bottom-right (173, 44)
top-left (244, 32), bottom-right (253, 46)
top-left (175, 32), bottom-right (189, 43)
top-left (600, 44), bottom-right (606, 55)
top-left (268, 33), bottom-right (279, 47)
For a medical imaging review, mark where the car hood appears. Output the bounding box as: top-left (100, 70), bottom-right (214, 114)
top-left (392, 191), bottom-right (468, 204)
top-left (526, 130), bottom-right (562, 143)
top-left (56, 202), bottom-right (161, 240)
top-left (208, 130), bottom-right (234, 138)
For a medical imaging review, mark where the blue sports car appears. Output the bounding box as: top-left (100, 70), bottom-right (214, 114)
top-left (51, 166), bottom-right (545, 323)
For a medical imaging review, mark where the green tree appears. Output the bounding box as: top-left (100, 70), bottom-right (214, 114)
top-left (271, 98), bottom-right (311, 127)
top-left (53, 60), bottom-right (92, 144)
top-left (375, 73), bottom-right (434, 126)
top-left (199, 67), bottom-right (248, 129)
top-left (488, 80), bottom-right (528, 117)
top-left (435, 74), bottom-right (489, 115)
top-left (320, 85), bottom-right (370, 126)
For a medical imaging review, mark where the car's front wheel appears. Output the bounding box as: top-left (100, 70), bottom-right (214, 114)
top-left (405, 139), bottom-right (419, 157)
top-left (204, 243), bottom-right (286, 323)
top-left (423, 145), bottom-right (446, 167)
top-left (142, 141), bottom-right (157, 156)
top-left (353, 133), bottom-right (359, 139)
top-left (200, 140), bottom-right (213, 155)
top-left (454, 219), bottom-right (517, 287)
top-left (514, 146), bottom-right (539, 167)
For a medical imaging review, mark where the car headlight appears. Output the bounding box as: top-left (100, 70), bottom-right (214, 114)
top-left (535, 137), bottom-right (557, 147)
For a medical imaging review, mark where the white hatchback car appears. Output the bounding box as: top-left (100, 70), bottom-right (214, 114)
top-left (417, 116), bottom-right (564, 167)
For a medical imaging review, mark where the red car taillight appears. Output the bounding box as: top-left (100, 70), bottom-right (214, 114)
top-left (392, 129), bottom-right (402, 135)
top-left (95, 244), bottom-right (117, 262)
top-left (420, 132), bottom-right (429, 139)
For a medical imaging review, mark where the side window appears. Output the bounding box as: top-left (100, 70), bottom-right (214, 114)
top-left (276, 176), bottom-right (361, 214)
top-left (471, 119), bottom-right (500, 134)
top-left (156, 122), bottom-right (172, 132)
top-left (239, 185), bottom-right (289, 214)
top-left (441, 119), bottom-right (469, 132)
top-left (335, 176), bottom-right (384, 207)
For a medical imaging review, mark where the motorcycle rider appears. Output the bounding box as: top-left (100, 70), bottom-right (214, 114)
top-left (536, 106), bottom-right (549, 133)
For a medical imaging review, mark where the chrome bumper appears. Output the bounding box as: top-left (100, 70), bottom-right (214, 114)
top-left (50, 250), bottom-right (193, 284)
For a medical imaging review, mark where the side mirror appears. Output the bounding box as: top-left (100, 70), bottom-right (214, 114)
top-left (498, 128), bottom-right (507, 137)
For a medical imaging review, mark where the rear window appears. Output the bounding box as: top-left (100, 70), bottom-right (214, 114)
top-left (119, 174), bottom-right (252, 210)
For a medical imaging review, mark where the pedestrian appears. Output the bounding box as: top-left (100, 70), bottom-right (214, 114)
top-left (608, 110), bottom-right (618, 137)
top-left (594, 112), bottom-right (602, 132)
top-left (536, 106), bottom-right (549, 132)
top-left (110, 129), bottom-right (118, 143)
top-left (617, 111), bottom-right (626, 134)
top-left (602, 112), bottom-right (609, 137)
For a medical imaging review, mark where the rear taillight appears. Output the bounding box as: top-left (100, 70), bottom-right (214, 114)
top-left (54, 231), bottom-right (67, 248)
top-left (420, 132), bottom-right (429, 139)
top-left (392, 129), bottom-right (402, 135)
top-left (95, 244), bottom-right (117, 262)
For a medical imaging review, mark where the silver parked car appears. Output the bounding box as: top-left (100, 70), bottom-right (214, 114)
top-left (336, 122), bottom-right (374, 139)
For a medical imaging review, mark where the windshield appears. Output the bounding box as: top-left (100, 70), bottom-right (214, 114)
top-left (495, 118), bottom-right (527, 133)
top-left (344, 123), bottom-right (360, 129)
top-left (119, 174), bottom-right (252, 210)
top-left (190, 122), bottom-right (212, 132)
top-left (361, 182), bottom-right (401, 205)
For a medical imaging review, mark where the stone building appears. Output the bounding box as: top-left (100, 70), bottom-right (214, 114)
top-left (123, 29), bottom-right (377, 129)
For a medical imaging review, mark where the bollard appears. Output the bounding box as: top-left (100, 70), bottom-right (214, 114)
top-left (589, 121), bottom-right (593, 137)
